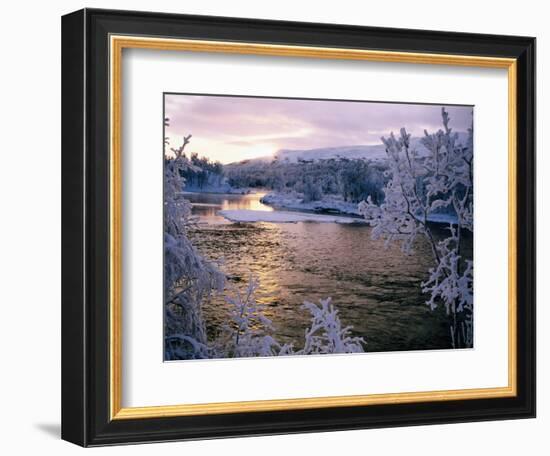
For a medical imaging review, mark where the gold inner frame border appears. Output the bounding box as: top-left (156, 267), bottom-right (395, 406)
top-left (109, 35), bottom-right (517, 420)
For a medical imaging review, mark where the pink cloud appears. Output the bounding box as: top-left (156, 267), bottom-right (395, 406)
top-left (164, 93), bottom-right (473, 163)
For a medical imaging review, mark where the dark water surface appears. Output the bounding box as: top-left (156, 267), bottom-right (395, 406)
top-left (186, 191), bottom-right (458, 352)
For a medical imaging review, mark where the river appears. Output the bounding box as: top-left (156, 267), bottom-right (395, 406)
top-left (185, 191), bottom-right (459, 352)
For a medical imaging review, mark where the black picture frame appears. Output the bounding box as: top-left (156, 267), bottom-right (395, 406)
top-left (62, 8), bottom-right (536, 447)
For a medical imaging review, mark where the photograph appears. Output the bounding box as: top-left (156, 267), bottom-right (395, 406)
top-left (163, 94), bottom-right (474, 361)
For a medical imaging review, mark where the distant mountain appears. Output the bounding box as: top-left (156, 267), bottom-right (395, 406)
top-left (228, 132), bottom-right (469, 165)
top-left (274, 144), bottom-right (387, 163)
top-left (273, 132), bottom-right (470, 163)
top-left (227, 145), bottom-right (384, 166)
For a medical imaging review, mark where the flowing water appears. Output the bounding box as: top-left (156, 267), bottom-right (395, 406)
top-left (186, 191), bottom-right (465, 352)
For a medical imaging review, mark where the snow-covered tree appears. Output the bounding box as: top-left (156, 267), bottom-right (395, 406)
top-left (359, 108), bottom-right (473, 348)
top-left (302, 176), bottom-right (323, 202)
top-left (164, 129), bottom-right (224, 360)
top-left (298, 298), bottom-right (366, 354)
top-left (224, 156), bottom-right (387, 205)
top-left (211, 277), bottom-right (293, 358)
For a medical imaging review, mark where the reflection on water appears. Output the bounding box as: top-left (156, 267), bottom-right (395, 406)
top-left (187, 191), bottom-right (460, 352)
top-left (184, 191), bottom-right (272, 225)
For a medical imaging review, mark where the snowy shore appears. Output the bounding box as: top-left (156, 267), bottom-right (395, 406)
top-left (183, 185), bottom-right (255, 195)
top-left (218, 209), bottom-right (365, 224)
top-left (260, 192), bottom-right (362, 216)
top-left (260, 191), bottom-right (459, 225)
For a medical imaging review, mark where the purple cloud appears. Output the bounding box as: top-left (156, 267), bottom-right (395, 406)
top-left (165, 94), bottom-right (473, 163)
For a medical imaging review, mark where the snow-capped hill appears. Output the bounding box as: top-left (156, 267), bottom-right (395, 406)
top-left (272, 132), bottom-right (469, 163)
top-left (274, 144), bottom-right (387, 162)
top-left (227, 132), bottom-right (470, 166)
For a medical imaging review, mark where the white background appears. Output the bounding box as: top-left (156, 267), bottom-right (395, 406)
top-left (123, 50), bottom-right (509, 407)
top-left (0, 0), bottom-right (546, 455)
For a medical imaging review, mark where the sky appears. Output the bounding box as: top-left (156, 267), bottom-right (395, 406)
top-left (164, 94), bottom-right (473, 164)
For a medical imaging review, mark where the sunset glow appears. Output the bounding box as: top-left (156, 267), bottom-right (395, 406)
top-left (164, 94), bottom-right (473, 164)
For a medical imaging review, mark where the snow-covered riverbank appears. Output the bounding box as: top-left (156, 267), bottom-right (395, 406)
top-left (218, 209), bottom-right (365, 224)
top-left (260, 191), bottom-right (459, 225)
top-left (184, 189), bottom-right (458, 225)
top-left (183, 185), bottom-right (255, 195)
top-left (260, 192), bottom-right (362, 216)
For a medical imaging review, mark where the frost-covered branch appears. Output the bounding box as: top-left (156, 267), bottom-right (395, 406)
top-left (164, 134), bottom-right (224, 360)
top-left (359, 108), bottom-right (473, 348)
top-left (212, 277), bottom-right (288, 358)
top-left (210, 278), bottom-right (365, 358)
top-left (298, 298), bottom-right (366, 355)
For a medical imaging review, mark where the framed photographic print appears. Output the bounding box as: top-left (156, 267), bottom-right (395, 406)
top-left (61, 8), bottom-right (536, 446)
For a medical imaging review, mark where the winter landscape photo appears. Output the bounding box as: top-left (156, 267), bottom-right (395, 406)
top-left (163, 93), bottom-right (474, 361)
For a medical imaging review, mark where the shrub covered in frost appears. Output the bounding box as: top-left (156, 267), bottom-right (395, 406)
top-left (211, 277), bottom-right (289, 358)
top-left (164, 130), bottom-right (224, 360)
top-left (359, 108), bottom-right (473, 348)
top-left (210, 279), bottom-right (365, 358)
top-left (298, 298), bottom-right (366, 354)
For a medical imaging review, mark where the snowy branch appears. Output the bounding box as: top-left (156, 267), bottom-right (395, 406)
top-left (359, 108), bottom-right (474, 348)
